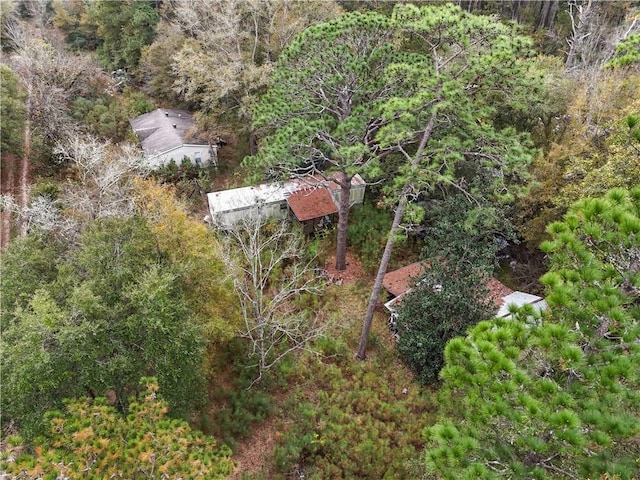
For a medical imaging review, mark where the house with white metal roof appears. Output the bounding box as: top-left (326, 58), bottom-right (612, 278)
top-left (207, 173), bottom-right (366, 230)
top-left (129, 108), bottom-right (220, 168)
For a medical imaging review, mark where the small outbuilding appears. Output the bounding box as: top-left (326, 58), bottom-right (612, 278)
top-left (129, 108), bottom-right (221, 168)
top-left (383, 261), bottom-right (547, 333)
top-left (207, 173), bottom-right (366, 231)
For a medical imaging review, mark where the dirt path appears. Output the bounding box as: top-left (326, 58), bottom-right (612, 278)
top-left (229, 415), bottom-right (280, 479)
top-left (1, 153), bottom-right (19, 249)
top-left (1, 119), bottom-right (31, 249)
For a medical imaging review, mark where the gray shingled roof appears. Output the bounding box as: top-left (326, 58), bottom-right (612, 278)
top-left (129, 108), bottom-right (207, 155)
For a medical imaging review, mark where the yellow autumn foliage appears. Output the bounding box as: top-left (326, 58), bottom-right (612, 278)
top-left (517, 70), bottom-right (640, 248)
top-left (132, 178), bottom-right (241, 346)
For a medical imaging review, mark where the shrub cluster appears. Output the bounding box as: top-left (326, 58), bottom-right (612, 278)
top-left (272, 337), bottom-right (435, 479)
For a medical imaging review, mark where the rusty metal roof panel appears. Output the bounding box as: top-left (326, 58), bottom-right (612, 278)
top-left (286, 188), bottom-right (338, 221)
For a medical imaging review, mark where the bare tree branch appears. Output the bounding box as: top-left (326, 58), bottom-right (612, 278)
top-left (215, 211), bottom-right (329, 384)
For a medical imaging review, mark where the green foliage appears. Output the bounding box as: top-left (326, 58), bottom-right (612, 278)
top-left (541, 187), bottom-right (640, 337)
top-left (0, 233), bottom-right (63, 328)
top-left (425, 187), bottom-right (640, 479)
top-left (1, 379), bottom-right (233, 479)
top-left (396, 262), bottom-right (497, 385)
top-left (71, 87), bottom-right (155, 141)
top-left (420, 194), bottom-right (513, 273)
top-left (347, 202), bottom-right (393, 273)
top-left (606, 33), bottom-right (640, 69)
top-left (1, 217), bottom-right (207, 440)
top-left (149, 158), bottom-right (216, 208)
top-left (138, 21), bottom-right (185, 103)
top-left (133, 179), bottom-right (242, 357)
top-left (52, 0), bottom-right (99, 51)
top-left (205, 340), bottom-right (277, 448)
top-left (248, 4), bottom-right (536, 273)
top-left (517, 71), bottom-right (640, 249)
top-left (0, 64), bottom-right (26, 156)
top-left (394, 193), bottom-right (515, 384)
top-left (87, 0), bottom-right (159, 75)
top-left (246, 9), bottom-right (397, 179)
top-left (272, 339), bottom-right (435, 479)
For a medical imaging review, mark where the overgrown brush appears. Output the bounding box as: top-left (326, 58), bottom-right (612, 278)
top-left (272, 336), bottom-right (436, 479)
top-left (347, 202), bottom-right (394, 273)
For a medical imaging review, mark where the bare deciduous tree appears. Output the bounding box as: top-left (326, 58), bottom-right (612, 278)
top-left (169, 0), bottom-right (341, 126)
top-left (565, 0), bottom-right (640, 71)
top-left (55, 136), bottom-right (151, 225)
top-left (2, 136), bottom-right (150, 241)
top-left (216, 211), bottom-right (327, 385)
top-left (1, 194), bottom-right (62, 234)
top-left (9, 36), bottom-right (99, 145)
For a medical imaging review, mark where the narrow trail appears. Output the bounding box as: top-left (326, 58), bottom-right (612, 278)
top-left (0, 153), bottom-right (18, 249)
top-left (229, 416), bottom-right (279, 479)
top-left (0, 118), bottom-right (31, 249)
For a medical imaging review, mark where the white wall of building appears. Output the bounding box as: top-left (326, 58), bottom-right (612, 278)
top-left (148, 144), bottom-right (217, 168)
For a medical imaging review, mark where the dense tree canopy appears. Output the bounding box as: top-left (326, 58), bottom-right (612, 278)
top-left (0, 216), bottom-right (207, 439)
top-left (245, 9), bottom-right (400, 270)
top-left (87, 0), bottom-right (159, 75)
top-left (425, 187), bottom-right (640, 479)
top-left (133, 179), bottom-right (241, 349)
top-left (52, 0), bottom-right (99, 51)
top-left (165, 0), bottom-right (341, 123)
top-left (0, 64), bottom-right (26, 156)
top-left (2, 1), bottom-right (639, 477)
top-left (356, 2), bottom-right (537, 358)
top-left (517, 70), bottom-right (640, 248)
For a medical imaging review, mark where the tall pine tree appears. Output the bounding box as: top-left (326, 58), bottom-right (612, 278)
top-left (426, 187), bottom-right (640, 479)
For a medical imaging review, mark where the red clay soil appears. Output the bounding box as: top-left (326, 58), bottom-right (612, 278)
top-left (1, 153), bottom-right (20, 249)
top-left (1, 118), bottom-right (31, 248)
top-left (322, 250), bottom-right (367, 284)
top-left (228, 414), bottom-right (280, 479)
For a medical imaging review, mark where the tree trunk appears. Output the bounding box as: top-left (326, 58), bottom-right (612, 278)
top-left (355, 102), bottom-right (439, 359)
top-left (566, 0), bottom-right (594, 70)
top-left (536, 0), bottom-right (559, 31)
top-left (509, 0), bottom-right (521, 22)
top-left (335, 172), bottom-right (352, 271)
top-left (356, 195), bottom-right (407, 360)
top-left (249, 131), bottom-right (258, 156)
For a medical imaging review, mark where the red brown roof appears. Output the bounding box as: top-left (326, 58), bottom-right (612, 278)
top-left (486, 277), bottom-right (514, 308)
top-left (383, 261), bottom-right (514, 306)
top-left (382, 262), bottom-right (429, 297)
top-left (286, 188), bottom-right (338, 222)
